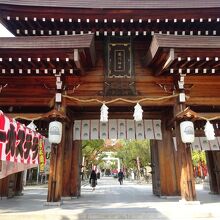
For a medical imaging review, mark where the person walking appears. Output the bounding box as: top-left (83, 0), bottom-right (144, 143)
top-left (118, 169), bottom-right (124, 185)
top-left (89, 170), bottom-right (97, 191)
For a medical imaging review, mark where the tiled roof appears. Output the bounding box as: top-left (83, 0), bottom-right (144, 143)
top-left (0, 0), bottom-right (220, 9)
top-left (0, 34), bottom-right (94, 49)
top-left (153, 34), bottom-right (220, 49)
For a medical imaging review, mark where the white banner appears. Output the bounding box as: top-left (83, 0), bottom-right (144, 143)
top-left (118, 119), bottom-right (126, 139)
top-left (73, 120), bottom-right (81, 140)
top-left (91, 120), bottom-right (99, 140)
top-left (191, 137), bottom-right (202, 151)
top-left (144, 120), bottom-right (155, 139)
top-left (100, 122), bottom-right (108, 139)
top-left (153, 120), bottom-right (162, 140)
top-left (173, 136), bottom-right (220, 151)
top-left (81, 120), bottom-right (90, 140)
top-left (209, 138), bottom-right (220, 151)
top-left (73, 119), bottom-right (162, 140)
top-left (126, 120), bottom-right (135, 140)
top-left (109, 119), bottom-right (118, 139)
top-left (200, 137), bottom-right (211, 151)
top-left (135, 121), bottom-right (144, 140)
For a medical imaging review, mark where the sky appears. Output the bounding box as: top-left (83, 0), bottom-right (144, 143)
top-left (0, 23), bottom-right (14, 37)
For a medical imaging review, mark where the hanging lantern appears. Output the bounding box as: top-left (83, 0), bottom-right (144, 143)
top-left (48, 120), bottom-right (62, 144)
top-left (133, 103), bottom-right (143, 122)
top-left (180, 121), bottom-right (195, 143)
top-left (100, 103), bottom-right (108, 122)
top-left (27, 121), bottom-right (37, 131)
top-left (204, 121), bottom-right (215, 140)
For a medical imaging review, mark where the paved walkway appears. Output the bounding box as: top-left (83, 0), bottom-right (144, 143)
top-left (0, 177), bottom-right (220, 220)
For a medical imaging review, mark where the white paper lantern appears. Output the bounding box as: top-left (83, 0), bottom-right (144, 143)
top-left (204, 121), bottom-right (215, 140)
top-left (180, 121), bottom-right (195, 143)
top-left (49, 121), bottom-right (62, 144)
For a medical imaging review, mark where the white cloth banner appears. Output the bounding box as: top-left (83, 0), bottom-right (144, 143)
top-left (81, 120), bottom-right (90, 140)
top-left (200, 137), bottom-right (211, 151)
top-left (191, 137), bottom-right (202, 151)
top-left (209, 138), bottom-right (220, 151)
top-left (135, 121), bottom-right (145, 140)
top-left (153, 120), bottom-right (162, 140)
top-left (144, 120), bottom-right (155, 139)
top-left (73, 119), bottom-right (162, 140)
top-left (109, 119), bottom-right (118, 139)
top-left (126, 120), bottom-right (135, 140)
top-left (100, 122), bottom-right (108, 139)
top-left (173, 136), bottom-right (220, 151)
top-left (73, 120), bottom-right (81, 140)
top-left (118, 119), bottom-right (126, 139)
top-left (91, 120), bottom-right (99, 140)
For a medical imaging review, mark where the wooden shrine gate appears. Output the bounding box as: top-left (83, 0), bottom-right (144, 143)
top-left (0, 0), bottom-right (220, 203)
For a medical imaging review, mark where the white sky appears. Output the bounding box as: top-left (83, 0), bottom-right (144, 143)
top-left (0, 23), bottom-right (14, 37)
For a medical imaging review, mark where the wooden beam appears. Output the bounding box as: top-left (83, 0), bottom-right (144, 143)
top-left (74, 49), bottom-right (84, 74)
top-left (155, 48), bottom-right (175, 76)
top-left (147, 48), bottom-right (175, 75)
top-left (187, 97), bottom-right (220, 106)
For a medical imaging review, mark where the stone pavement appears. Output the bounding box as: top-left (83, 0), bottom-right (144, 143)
top-left (0, 177), bottom-right (220, 220)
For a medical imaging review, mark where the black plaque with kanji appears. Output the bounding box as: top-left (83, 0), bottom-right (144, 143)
top-left (105, 37), bottom-right (136, 96)
top-left (108, 43), bottom-right (131, 78)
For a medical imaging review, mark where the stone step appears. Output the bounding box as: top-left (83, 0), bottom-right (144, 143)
top-left (1, 210), bottom-right (219, 220)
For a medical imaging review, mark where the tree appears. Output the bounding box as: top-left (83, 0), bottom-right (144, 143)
top-left (82, 139), bottom-right (151, 180)
top-left (191, 150), bottom-right (206, 166)
top-left (115, 140), bottom-right (151, 178)
top-left (82, 139), bottom-right (106, 171)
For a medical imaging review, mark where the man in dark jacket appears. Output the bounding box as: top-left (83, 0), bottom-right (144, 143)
top-left (118, 169), bottom-right (124, 185)
top-left (89, 170), bottom-right (97, 190)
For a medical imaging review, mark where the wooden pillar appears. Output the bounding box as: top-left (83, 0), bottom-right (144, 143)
top-left (0, 175), bottom-right (9, 197)
top-left (150, 140), bottom-right (161, 196)
top-left (70, 140), bottom-right (82, 197)
top-left (174, 102), bottom-right (196, 201)
top-left (62, 121), bottom-right (74, 197)
top-left (14, 171), bottom-right (23, 196)
top-left (47, 74), bottom-right (67, 202)
top-left (47, 109), bottom-right (66, 202)
top-left (47, 121), bottom-right (65, 202)
top-left (157, 116), bottom-right (180, 196)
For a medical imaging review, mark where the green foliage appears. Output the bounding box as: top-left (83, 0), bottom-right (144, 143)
top-left (115, 139), bottom-right (151, 170)
top-left (82, 139), bottom-right (106, 169)
top-left (82, 139), bottom-right (151, 176)
top-left (191, 150), bottom-right (206, 166)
